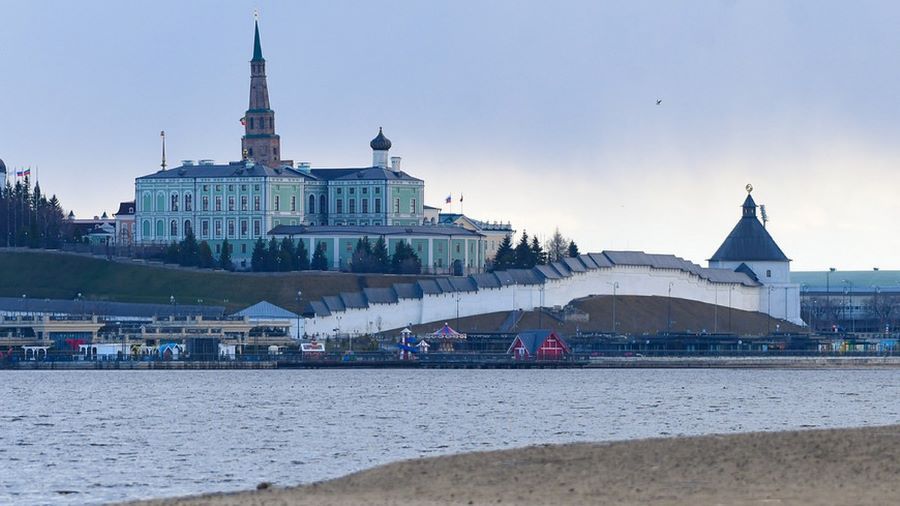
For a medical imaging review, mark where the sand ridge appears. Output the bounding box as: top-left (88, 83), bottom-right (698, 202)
top-left (133, 425), bottom-right (900, 505)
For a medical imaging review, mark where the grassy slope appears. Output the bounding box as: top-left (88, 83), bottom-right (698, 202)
top-left (408, 295), bottom-right (804, 335)
top-left (0, 251), bottom-right (423, 312)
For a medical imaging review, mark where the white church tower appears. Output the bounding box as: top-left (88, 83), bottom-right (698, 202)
top-left (708, 186), bottom-right (803, 325)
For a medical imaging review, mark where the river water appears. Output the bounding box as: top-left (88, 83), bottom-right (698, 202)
top-left (1, 369), bottom-right (898, 505)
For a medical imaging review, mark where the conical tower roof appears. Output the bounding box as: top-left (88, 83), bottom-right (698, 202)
top-left (709, 190), bottom-right (789, 262)
top-left (252, 20), bottom-right (264, 62)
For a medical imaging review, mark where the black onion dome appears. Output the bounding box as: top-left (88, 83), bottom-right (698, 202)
top-left (370, 127), bottom-right (392, 151)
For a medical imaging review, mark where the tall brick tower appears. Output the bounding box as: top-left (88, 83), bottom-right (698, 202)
top-left (241, 19), bottom-right (281, 166)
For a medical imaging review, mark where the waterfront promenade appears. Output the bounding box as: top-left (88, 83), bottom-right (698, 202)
top-left (5, 354), bottom-right (900, 369)
top-left (133, 424), bottom-right (900, 505)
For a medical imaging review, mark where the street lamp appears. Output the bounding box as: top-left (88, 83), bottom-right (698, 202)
top-left (296, 290), bottom-right (303, 340)
top-left (826, 267), bottom-right (836, 329)
top-left (170, 295), bottom-right (176, 318)
top-left (539, 283), bottom-right (545, 329)
top-left (842, 280), bottom-right (854, 333)
top-left (666, 282), bottom-right (674, 334)
top-left (455, 292), bottom-right (461, 332)
top-left (610, 281), bottom-right (619, 335)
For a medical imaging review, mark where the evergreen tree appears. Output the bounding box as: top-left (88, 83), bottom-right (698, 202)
top-left (544, 227), bottom-right (568, 263)
top-left (179, 230), bottom-right (199, 266)
top-left (219, 238), bottom-right (234, 270)
top-left (491, 233), bottom-right (515, 271)
top-left (567, 240), bottom-right (580, 258)
top-left (311, 241), bottom-right (329, 270)
top-left (351, 236), bottom-right (376, 273)
top-left (251, 238), bottom-right (267, 271)
top-left (391, 241), bottom-right (422, 274)
top-left (530, 235), bottom-right (546, 266)
top-left (197, 241), bottom-right (215, 269)
top-left (279, 237), bottom-right (296, 271)
top-left (266, 237), bottom-right (280, 271)
top-left (295, 239), bottom-right (310, 271)
top-left (514, 231), bottom-right (535, 269)
top-left (372, 236), bottom-right (390, 273)
top-left (164, 241), bottom-right (181, 264)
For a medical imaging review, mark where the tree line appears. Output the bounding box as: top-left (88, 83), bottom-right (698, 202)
top-left (1, 178), bottom-right (67, 249)
top-left (491, 227), bottom-right (580, 271)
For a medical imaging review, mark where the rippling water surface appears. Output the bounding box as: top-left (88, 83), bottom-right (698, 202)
top-left (1, 369), bottom-right (898, 504)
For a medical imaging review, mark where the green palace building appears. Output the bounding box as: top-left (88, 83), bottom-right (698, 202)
top-left (134, 20), bottom-right (486, 273)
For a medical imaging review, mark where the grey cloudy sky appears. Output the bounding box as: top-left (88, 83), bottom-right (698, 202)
top-left (3, 1), bottom-right (899, 271)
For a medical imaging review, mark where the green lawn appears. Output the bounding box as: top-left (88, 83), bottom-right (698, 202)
top-left (0, 250), bottom-right (425, 312)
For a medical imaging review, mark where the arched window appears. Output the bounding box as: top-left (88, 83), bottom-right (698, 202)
top-left (170, 219), bottom-right (178, 237)
top-left (142, 220), bottom-right (150, 237)
top-left (319, 194), bottom-right (327, 214)
top-left (156, 193), bottom-right (166, 212)
top-left (142, 192), bottom-right (152, 212)
top-left (156, 220), bottom-right (164, 237)
top-left (171, 193), bottom-right (179, 212)
top-left (184, 220), bottom-right (192, 236)
top-left (308, 194), bottom-right (316, 214)
top-left (184, 193), bottom-right (193, 212)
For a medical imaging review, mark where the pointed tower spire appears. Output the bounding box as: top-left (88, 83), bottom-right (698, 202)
top-left (241, 14), bottom-right (281, 166)
top-left (252, 17), bottom-right (264, 62)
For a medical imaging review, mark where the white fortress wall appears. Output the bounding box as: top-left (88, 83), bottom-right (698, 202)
top-left (302, 255), bottom-right (779, 337)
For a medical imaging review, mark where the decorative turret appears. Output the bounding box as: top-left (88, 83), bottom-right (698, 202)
top-left (241, 17), bottom-right (281, 166)
top-left (371, 127), bottom-right (391, 168)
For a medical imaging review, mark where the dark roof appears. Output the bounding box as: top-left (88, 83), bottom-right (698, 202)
top-left (330, 166), bottom-right (422, 182)
top-left (578, 254), bottom-right (599, 269)
top-left (533, 265), bottom-right (561, 280)
top-left (393, 283), bottom-right (422, 299)
top-left (435, 278), bottom-right (456, 293)
top-left (507, 269), bottom-right (541, 285)
top-left (270, 225), bottom-right (483, 238)
top-left (137, 161), bottom-right (310, 180)
top-left (709, 194), bottom-right (789, 262)
top-left (322, 295), bottom-right (345, 313)
top-left (416, 279), bottom-right (442, 295)
top-left (308, 301), bottom-right (331, 317)
top-left (734, 263), bottom-right (760, 282)
top-left (363, 287), bottom-right (398, 305)
top-left (252, 20), bottom-right (264, 62)
top-left (550, 261), bottom-right (572, 277)
top-left (114, 201), bottom-right (135, 217)
top-left (0, 297), bottom-right (224, 318)
top-left (448, 277), bottom-right (477, 292)
top-left (588, 253), bottom-right (613, 268)
top-left (340, 292), bottom-right (368, 309)
top-left (370, 127), bottom-right (392, 151)
top-left (470, 273), bottom-right (501, 289)
top-left (562, 257), bottom-right (586, 272)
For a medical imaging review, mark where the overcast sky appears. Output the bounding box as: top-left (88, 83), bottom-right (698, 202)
top-left (3, 1), bottom-right (899, 271)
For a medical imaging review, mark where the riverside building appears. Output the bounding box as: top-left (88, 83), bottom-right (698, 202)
top-left (133, 20), bottom-right (488, 272)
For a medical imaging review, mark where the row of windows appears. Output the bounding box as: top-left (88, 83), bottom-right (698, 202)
top-left (142, 192), bottom-right (417, 216)
top-left (335, 186), bottom-right (381, 195)
top-left (141, 218), bottom-right (262, 240)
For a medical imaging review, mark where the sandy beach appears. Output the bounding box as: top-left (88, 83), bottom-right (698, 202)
top-left (135, 425), bottom-right (900, 505)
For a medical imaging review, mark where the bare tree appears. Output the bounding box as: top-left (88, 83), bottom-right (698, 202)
top-left (868, 293), bottom-right (900, 333)
top-left (544, 227), bottom-right (568, 263)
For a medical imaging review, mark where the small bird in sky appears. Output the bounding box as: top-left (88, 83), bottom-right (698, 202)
top-left (656, 98), bottom-right (662, 105)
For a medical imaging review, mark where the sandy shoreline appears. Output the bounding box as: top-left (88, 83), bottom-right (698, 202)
top-left (133, 425), bottom-right (900, 505)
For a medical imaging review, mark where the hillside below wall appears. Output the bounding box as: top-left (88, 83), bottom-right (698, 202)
top-left (303, 265), bottom-right (786, 337)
